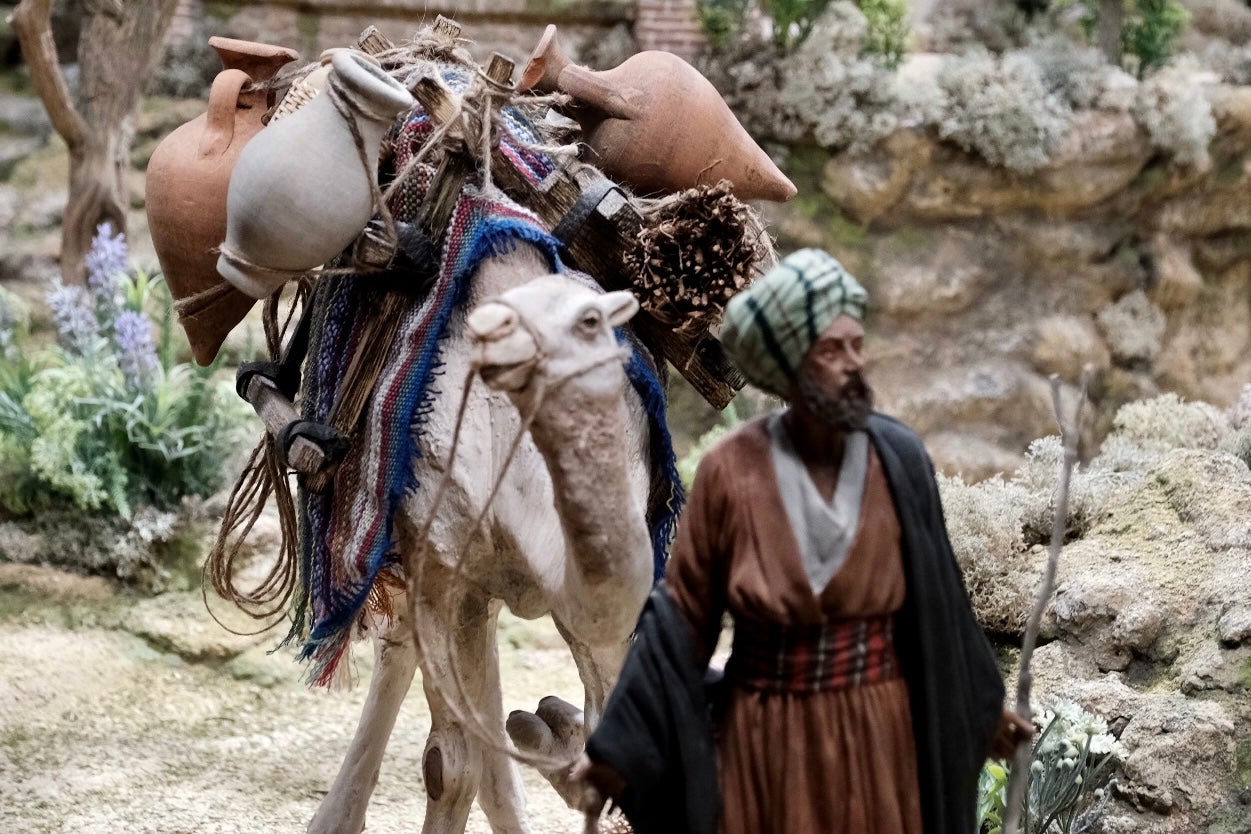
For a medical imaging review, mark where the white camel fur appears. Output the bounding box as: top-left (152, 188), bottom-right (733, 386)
top-left (306, 242), bottom-right (656, 834)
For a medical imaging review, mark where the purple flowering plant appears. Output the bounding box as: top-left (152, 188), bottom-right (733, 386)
top-left (0, 223), bottom-right (246, 519)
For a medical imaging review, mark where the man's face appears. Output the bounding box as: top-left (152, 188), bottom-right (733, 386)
top-left (794, 314), bottom-right (874, 430)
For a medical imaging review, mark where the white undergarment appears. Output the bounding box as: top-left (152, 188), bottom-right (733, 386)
top-left (767, 411), bottom-right (869, 595)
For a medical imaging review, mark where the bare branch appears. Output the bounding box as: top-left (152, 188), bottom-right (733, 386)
top-left (11, 0), bottom-right (87, 149)
top-left (1001, 367), bottom-right (1091, 834)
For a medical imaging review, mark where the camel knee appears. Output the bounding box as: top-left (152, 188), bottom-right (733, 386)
top-left (423, 730), bottom-right (478, 805)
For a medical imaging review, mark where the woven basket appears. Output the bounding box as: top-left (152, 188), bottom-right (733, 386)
top-left (270, 76), bottom-right (319, 123)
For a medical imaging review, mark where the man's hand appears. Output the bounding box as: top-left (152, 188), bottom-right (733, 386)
top-left (990, 708), bottom-right (1036, 760)
top-left (570, 753), bottom-right (627, 814)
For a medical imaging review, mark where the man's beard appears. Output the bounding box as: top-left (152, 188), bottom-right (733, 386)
top-left (796, 366), bottom-right (875, 431)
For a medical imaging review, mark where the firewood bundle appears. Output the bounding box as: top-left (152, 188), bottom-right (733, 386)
top-left (628, 180), bottom-right (772, 338)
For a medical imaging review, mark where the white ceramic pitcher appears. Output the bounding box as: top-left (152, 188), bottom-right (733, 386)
top-left (217, 50), bottom-right (415, 299)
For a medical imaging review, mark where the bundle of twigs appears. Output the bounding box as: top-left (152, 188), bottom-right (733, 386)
top-left (628, 179), bottom-right (772, 338)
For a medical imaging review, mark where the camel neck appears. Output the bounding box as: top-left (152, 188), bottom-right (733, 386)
top-left (526, 390), bottom-right (650, 583)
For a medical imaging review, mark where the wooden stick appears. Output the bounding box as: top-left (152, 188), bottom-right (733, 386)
top-left (432, 14), bottom-right (461, 38)
top-left (355, 25), bottom-right (394, 56)
top-left (1000, 368), bottom-right (1091, 834)
top-left (244, 376), bottom-right (327, 474)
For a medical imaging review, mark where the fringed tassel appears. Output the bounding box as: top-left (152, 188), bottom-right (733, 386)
top-left (623, 335), bottom-right (686, 584)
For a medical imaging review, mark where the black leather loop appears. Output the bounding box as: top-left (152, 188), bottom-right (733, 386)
top-left (236, 361), bottom-right (282, 400)
top-left (276, 420), bottom-right (351, 471)
top-left (552, 175), bottom-right (624, 246)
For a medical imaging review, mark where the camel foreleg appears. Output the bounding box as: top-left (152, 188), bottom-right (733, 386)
top-left (307, 602), bottom-right (418, 834)
top-left (507, 626), bottom-right (629, 809)
top-left (419, 586), bottom-right (531, 834)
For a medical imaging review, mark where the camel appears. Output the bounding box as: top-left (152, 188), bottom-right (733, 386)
top-left (307, 241), bottom-right (657, 834)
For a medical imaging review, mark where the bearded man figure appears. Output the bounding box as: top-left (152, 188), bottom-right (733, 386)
top-left (574, 248), bottom-right (1031, 834)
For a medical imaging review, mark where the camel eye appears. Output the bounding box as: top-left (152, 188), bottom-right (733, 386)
top-left (576, 308), bottom-right (602, 335)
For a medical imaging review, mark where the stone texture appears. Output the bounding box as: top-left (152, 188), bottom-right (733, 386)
top-left (1018, 445), bottom-right (1251, 829)
top-left (925, 431), bottom-right (1025, 480)
top-left (119, 591), bottom-right (274, 665)
top-left (899, 112), bottom-right (1149, 220)
top-left (1118, 697), bottom-right (1237, 816)
top-left (1218, 603), bottom-right (1251, 646)
top-left (821, 130), bottom-right (931, 224)
top-left (1148, 239), bottom-right (1205, 312)
top-left (1031, 314), bottom-right (1112, 382)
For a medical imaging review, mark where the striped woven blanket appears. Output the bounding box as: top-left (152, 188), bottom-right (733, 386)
top-left (290, 70), bottom-right (682, 686)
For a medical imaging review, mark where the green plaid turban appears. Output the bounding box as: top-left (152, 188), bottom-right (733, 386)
top-left (720, 248), bottom-right (868, 398)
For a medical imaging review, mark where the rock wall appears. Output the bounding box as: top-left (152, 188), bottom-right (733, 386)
top-left (753, 88), bottom-right (1251, 479)
top-left (204, 0), bottom-right (632, 63)
top-left (1033, 446), bottom-right (1251, 833)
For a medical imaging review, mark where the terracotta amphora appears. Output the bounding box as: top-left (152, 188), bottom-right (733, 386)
top-left (217, 50), bottom-right (415, 300)
top-left (145, 37), bottom-right (299, 366)
top-left (519, 25), bottom-right (796, 203)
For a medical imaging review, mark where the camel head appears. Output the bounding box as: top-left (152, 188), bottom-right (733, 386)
top-left (467, 274), bottom-right (638, 397)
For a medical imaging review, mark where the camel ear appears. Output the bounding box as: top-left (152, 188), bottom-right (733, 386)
top-left (602, 291), bottom-right (639, 328)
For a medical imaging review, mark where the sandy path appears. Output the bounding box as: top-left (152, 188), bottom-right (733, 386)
top-left (0, 565), bottom-right (591, 834)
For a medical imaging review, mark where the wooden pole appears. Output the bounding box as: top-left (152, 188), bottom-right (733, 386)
top-left (244, 376), bottom-right (326, 474)
top-left (1000, 369), bottom-right (1091, 834)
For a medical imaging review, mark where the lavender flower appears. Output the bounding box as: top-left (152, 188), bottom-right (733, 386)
top-left (46, 277), bottom-right (99, 353)
top-left (114, 310), bottom-right (160, 390)
top-left (85, 222), bottom-right (129, 297)
top-left (85, 222), bottom-right (129, 333)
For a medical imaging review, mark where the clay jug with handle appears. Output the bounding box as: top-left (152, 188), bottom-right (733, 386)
top-left (145, 37), bottom-right (299, 366)
top-left (519, 25), bottom-right (796, 203)
top-left (217, 50), bottom-right (415, 300)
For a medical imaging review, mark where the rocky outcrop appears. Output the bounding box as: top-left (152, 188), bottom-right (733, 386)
top-left (753, 75), bottom-right (1251, 480)
top-left (1009, 446), bottom-right (1251, 832)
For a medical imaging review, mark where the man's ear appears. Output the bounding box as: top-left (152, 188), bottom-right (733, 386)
top-left (602, 291), bottom-right (639, 328)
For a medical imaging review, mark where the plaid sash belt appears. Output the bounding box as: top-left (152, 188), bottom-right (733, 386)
top-left (726, 615), bottom-right (900, 694)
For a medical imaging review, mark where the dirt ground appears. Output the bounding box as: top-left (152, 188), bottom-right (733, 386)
top-left (0, 563), bottom-right (592, 834)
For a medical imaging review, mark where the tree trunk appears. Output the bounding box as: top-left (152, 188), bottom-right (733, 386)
top-left (13, 0), bottom-right (178, 283)
top-left (1098, 0), bottom-right (1124, 66)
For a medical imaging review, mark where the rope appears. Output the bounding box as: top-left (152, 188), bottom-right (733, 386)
top-left (215, 244), bottom-right (310, 284)
top-left (203, 280), bottom-right (313, 635)
top-left (326, 76), bottom-right (399, 255)
top-left (171, 279), bottom-right (235, 318)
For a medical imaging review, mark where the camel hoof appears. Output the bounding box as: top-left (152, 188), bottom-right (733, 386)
top-left (535, 695), bottom-right (583, 745)
top-left (509, 696), bottom-right (588, 809)
top-left (507, 709), bottom-right (555, 754)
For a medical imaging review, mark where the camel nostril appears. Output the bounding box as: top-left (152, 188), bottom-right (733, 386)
top-left (467, 304), bottom-right (518, 341)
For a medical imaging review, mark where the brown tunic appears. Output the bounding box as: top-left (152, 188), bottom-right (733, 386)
top-left (667, 418), bottom-right (924, 834)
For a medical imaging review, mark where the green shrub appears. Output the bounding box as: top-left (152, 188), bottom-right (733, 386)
top-left (766, 0), bottom-right (834, 48)
top-left (0, 223), bottom-right (247, 520)
top-left (677, 401), bottom-right (745, 489)
top-left (697, 0), bottom-right (906, 54)
top-left (935, 49), bottom-right (1073, 173)
top-left (1060, 0), bottom-right (1191, 77)
top-left (859, 0), bottom-right (909, 68)
top-left (1124, 0), bottom-right (1190, 76)
top-left (698, 0), bottom-right (752, 49)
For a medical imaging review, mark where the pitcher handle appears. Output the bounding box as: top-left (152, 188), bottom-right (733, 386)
top-left (200, 68), bottom-right (253, 158)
